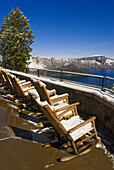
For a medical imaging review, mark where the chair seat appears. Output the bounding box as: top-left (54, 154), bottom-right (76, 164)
top-left (48, 102), bottom-right (72, 118)
top-left (54, 103), bottom-right (71, 117)
top-left (28, 89), bottom-right (40, 98)
top-left (61, 116), bottom-right (93, 141)
top-left (22, 86), bottom-right (34, 96)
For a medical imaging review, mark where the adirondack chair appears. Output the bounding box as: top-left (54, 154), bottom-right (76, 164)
top-left (31, 78), bottom-right (72, 118)
top-left (8, 74), bottom-right (36, 100)
top-left (31, 78), bottom-right (69, 106)
top-left (35, 99), bottom-right (100, 159)
top-left (29, 78), bottom-right (57, 100)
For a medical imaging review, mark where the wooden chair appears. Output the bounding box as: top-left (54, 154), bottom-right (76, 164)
top-left (8, 73), bottom-right (36, 100)
top-left (35, 99), bottom-right (100, 159)
top-left (29, 78), bottom-right (57, 100)
top-left (31, 79), bottom-right (69, 106)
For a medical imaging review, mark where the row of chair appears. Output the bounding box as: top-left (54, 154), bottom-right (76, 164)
top-left (0, 68), bottom-right (100, 159)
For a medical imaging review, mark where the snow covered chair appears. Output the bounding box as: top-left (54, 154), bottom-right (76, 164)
top-left (29, 78), bottom-right (57, 100)
top-left (31, 78), bottom-right (72, 118)
top-left (8, 73), bottom-right (38, 101)
top-left (31, 78), bottom-right (69, 106)
top-left (36, 99), bottom-right (100, 160)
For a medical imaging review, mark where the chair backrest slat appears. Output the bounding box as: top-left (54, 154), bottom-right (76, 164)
top-left (13, 76), bottom-right (25, 97)
top-left (0, 70), bottom-right (6, 85)
top-left (8, 73), bottom-right (25, 97)
top-left (1, 70), bottom-right (13, 92)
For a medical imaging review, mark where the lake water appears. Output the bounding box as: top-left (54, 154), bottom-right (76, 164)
top-left (85, 68), bottom-right (114, 78)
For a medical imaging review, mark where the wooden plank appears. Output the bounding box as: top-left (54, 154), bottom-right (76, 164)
top-left (78, 140), bottom-right (96, 153)
top-left (76, 133), bottom-right (96, 145)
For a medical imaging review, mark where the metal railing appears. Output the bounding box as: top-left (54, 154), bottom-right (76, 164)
top-left (28, 68), bottom-right (112, 90)
top-left (3, 66), bottom-right (114, 91)
top-left (105, 77), bottom-right (114, 90)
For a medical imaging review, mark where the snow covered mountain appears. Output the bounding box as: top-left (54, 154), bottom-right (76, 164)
top-left (28, 55), bottom-right (114, 69)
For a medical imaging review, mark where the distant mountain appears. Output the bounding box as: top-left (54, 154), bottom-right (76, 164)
top-left (29, 55), bottom-right (114, 71)
top-left (75, 55), bottom-right (114, 68)
top-left (54, 64), bottom-right (90, 74)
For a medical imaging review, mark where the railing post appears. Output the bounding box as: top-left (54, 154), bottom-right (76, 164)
top-left (26, 67), bottom-right (28, 74)
top-left (104, 77), bottom-right (106, 89)
top-left (102, 77), bottom-right (104, 91)
top-left (60, 70), bottom-right (63, 81)
top-left (37, 69), bottom-right (39, 77)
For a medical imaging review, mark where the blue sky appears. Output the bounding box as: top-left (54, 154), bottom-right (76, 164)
top-left (0, 0), bottom-right (114, 59)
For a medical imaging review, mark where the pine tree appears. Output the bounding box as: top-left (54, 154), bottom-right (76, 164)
top-left (0, 7), bottom-right (35, 71)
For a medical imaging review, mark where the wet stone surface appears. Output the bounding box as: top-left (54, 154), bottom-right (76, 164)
top-left (0, 93), bottom-right (114, 170)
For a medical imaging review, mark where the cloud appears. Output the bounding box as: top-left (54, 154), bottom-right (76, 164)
top-left (73, 49), bottom-right (79, 53)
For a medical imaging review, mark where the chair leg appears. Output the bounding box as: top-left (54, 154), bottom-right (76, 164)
top-left (71, 141), bottom-right (78, 155)
top-left (92, 120), bottom-right (99, 140)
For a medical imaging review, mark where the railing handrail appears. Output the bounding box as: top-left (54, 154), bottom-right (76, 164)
top-left (35, 68), bottom-right (113, 91)
top-left (105, 76), bottom-right (114, 81)
top-left (62, 70), bottom-right (104, 78)
top-left (30, 67), bottom-right (104, 78)
top-left (40, 68), bottom-right (61, 73)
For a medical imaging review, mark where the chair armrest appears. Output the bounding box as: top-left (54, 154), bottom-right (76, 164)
top-left (57, 104), bottom-right (79, 119)
top-left (68, 116), bottom-right (96, 133)
top-left (48, 89), bottom-right (56, 95)
top-left (56, 102), bottom-right (80, 112)
top-left (51, 95), bottom-right (69, 104)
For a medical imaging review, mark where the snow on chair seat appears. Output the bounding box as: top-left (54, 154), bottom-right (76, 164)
top-left (28, 88), bottom-right (40, 99)
top-left (61, 116), bottom-right (93, 141)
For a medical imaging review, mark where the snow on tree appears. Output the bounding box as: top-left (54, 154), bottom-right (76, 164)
top-left (0, 7), bottom-right (35, 71)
